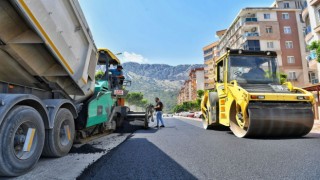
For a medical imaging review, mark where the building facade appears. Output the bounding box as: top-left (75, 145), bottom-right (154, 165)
top-left (217, 0), bottom-right (309, 87)
top-left (177, 68), bottom-right (205, 104)
top-left (203, 42), bottom-right (219, 90)
top-left (302, 0), bottom-right (320, 84)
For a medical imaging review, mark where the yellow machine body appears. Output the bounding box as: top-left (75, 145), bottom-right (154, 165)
top-left (201, 49), bottom-right (315, 138)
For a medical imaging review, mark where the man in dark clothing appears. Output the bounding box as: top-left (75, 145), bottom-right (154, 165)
top-left (154, 97), bottom-right (165, 128)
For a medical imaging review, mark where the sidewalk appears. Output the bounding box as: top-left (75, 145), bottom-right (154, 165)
top-left (311, 120), bottom-right (320, 134)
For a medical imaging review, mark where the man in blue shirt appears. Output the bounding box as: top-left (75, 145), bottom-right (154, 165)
top-left (109, 65), bottom-right (124, 88)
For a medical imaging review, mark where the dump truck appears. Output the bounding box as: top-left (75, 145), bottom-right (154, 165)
top-left (0, 0), bottom-right (152, 176)
top-left (201, 49), bottom-right (315, 138)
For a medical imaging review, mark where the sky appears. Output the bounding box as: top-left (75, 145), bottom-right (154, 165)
top-left (79, 0), bottom-right (275, 65)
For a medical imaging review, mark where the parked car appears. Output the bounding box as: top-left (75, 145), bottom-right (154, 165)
top-left (194, 111), bottom-right (203, 118)
top-left (180, 112), bottom-right (189, 117)
top-left (162, 113), bottom-right (173, 117)
top-left (187, 112), bottom-right (195, 118)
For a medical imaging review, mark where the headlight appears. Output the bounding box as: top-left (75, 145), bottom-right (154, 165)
top-left (297, 96), bottom-right (309, 100)
top-left (251, 95), bottom-right (265, 99)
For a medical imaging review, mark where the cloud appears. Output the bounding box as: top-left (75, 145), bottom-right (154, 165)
top-left (122, 51), bottom-right (148, 63)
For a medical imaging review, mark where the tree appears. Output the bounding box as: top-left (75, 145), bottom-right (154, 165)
top-left (307, 40), bottom-right (320, 62)
top-left (126, 92), bottom-right (149, 108)
top-left (197, 90), bottom-right (204, 98)
top-left (280, 73), bottom-right (287, 84)
top-left (95, 70), bottom-right (104, 80)
top-left (172, 100), bottom-right (200, 113)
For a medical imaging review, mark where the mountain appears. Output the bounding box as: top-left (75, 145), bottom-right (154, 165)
top-left (122, 62), bottom-right (204, 112)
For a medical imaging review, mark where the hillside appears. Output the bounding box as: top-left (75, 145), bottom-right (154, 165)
top-left (122, 62), bottom-right (204, 112)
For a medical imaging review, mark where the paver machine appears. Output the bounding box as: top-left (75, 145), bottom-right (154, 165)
top-left (201, 49), bottom-right (315, 138)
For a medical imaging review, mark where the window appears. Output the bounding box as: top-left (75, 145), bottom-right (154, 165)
top-left (317, 8), bottom-right (320, 20)
top-left (267, 42), bottom-right (274, 49)
top-left (285, 41), bottom-right (293, 49)
top-left (266, 26), bottom-right (273, 33)
top-left (204, 48), bottom-right (213, 55)
top-left (288, 72), bottom-right (297, 80)
top-left (264, 13), bottom-right (271, 19)
top-left (287, 56), bottom-right (295, 63)
top-left (284, 26), bottom-right (292, 34)
top-left (282, 13), bottom-right (290, 19)
top-left (243, 40), bottom-right (260, 51)
top-left (204, 54), bottom-right (213, 61)
top-left (284, 2), bottom-right (290, 8)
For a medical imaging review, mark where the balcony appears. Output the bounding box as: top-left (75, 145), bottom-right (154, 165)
top-left (309, 59), bottom-right (318, 70)
top-left (312, 79), bottom-right (319, 84)
top-left (242, 32), bottom-right (259, 41)
top-left (302, 6), bottom-right (309, 21)
top-left (243, 18), bottom-right (258, 23)
top-left (205, 84), bottom-right (215, 90)
top-left (310, 0), bottom-right (320, 6)
top-left (314, 24), bottom-right (320, 33)
top-left (304, 26), bottom-right (313, 42)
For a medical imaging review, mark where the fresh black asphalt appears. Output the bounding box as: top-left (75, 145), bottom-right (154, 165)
top-left (78, 117), bottom-right (320, 180)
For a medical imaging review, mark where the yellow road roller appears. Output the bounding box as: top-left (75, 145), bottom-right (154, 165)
top-left (201, 49), bottom-right (315, 138)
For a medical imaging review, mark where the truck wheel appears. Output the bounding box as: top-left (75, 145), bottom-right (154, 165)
top-left (0, 106), bottom-right (45, 176)
top-left (42, 108), bottom-right (75, 157)
top-left (144, 114), bottom-right (149, 129)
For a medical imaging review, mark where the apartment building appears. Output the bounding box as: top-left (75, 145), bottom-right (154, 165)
top-left (177, 68), bottom-right (205, 104)
top-left (203, 41), bottom-right (219, 90)
top-left (300, 0), bottom-right (320, 119)
top-left (189, 68), bottom-right (205, 100)
top-left (302, 0), bottom-right (320, 84)
top-left (217, 0), bottom-right (309, 87)
top-left (177, 80), bottom-right (191, 105)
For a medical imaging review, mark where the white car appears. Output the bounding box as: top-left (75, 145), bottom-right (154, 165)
top-left (194, 111), bottom-right (203, 118)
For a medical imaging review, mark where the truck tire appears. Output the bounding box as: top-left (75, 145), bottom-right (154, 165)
top-left (42, 108), bottom-right (75, 157)
top-left (0, 106), bottom-right (45, 176)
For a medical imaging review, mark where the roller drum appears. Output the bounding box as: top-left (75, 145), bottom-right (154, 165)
top-left (231, 102), bottom-right (314, 138)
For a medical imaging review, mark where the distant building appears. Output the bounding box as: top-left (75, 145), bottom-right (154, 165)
top-left (189, 68), bottom-right (205, 100)
top-left (203, 41), bottom-right (219, 90)
top-left (217, 2), bottom-right (309, 87)
top-left (177, 68), bottom-right (204, 104)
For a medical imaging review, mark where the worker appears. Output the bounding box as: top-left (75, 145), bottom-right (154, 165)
top-left (245, 61), bottom-right (265, 80)
top-left (109, 65), bottom-right (125, 88)
top-left (154, 97), bottom-right (165, 128)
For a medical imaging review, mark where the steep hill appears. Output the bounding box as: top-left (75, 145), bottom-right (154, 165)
top-left (122, 62), bottom-right (204, 112)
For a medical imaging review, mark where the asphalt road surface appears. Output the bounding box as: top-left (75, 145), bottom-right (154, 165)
top-left (78, 117), bottom-right (320, 180)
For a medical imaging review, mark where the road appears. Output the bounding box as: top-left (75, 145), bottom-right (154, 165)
top-left (78, 117), bottom-right (320, 180)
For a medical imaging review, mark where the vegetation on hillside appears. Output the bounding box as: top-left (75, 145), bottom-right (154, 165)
top-left (122, 62), bottom-right (204, 113)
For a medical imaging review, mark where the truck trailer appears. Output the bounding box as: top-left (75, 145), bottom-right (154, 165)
top-left (0, 0), bottom-right (152, 176)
